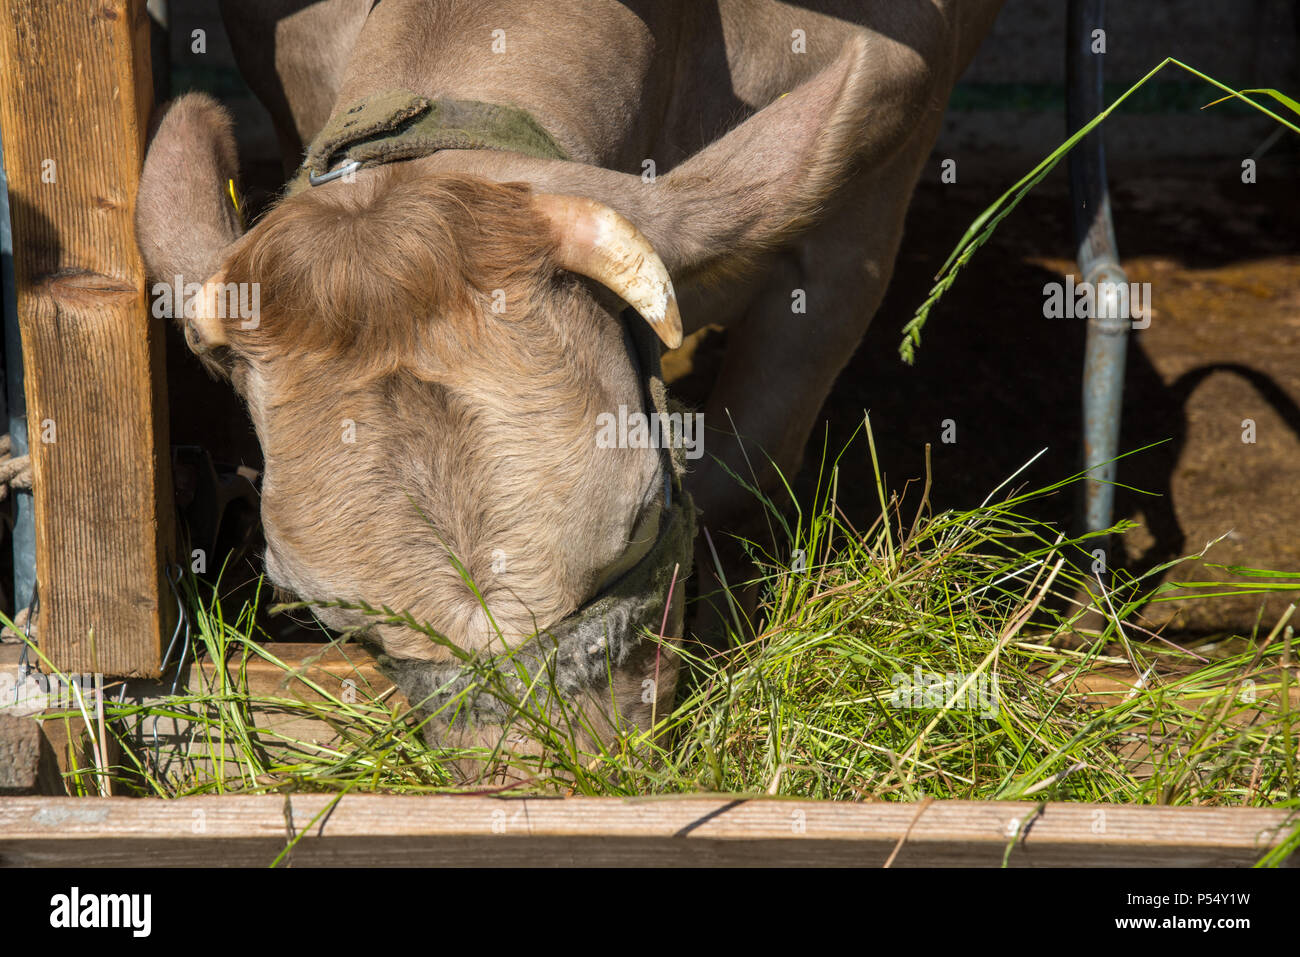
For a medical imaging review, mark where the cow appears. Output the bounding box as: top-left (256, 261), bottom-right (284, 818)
top-left (135, 0), bottom-right (1004, 778)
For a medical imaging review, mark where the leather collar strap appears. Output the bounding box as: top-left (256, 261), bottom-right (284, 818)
top-left (285, 89), bottom-right (568, 196)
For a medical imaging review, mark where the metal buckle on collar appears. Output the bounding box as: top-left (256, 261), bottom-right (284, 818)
top-left (309, 159), bottom-right (361, 187)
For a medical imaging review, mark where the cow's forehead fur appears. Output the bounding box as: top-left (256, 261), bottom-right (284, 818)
top-left (224, 168), bottom-right (556, 371)
top-left (219, 166), bottom-right (661, 658)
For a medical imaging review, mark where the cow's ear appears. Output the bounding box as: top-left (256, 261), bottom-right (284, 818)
top-left (136, 94), bottom-right (244, 311)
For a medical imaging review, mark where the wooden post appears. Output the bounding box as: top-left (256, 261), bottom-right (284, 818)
top-left (0, 0), bottom-right (175, 676)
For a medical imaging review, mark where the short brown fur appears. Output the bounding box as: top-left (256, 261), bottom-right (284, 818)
top-left (223, 170), bottom-right (557, 379)
top-left (214, 165), bottom-right (662, 664)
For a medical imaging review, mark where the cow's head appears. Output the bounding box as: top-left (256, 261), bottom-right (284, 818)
top-left (136, 39), bottom-right (874, 661)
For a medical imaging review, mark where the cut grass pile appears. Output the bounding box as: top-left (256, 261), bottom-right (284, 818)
top-left (17, 420), bottom-right (1300, 829)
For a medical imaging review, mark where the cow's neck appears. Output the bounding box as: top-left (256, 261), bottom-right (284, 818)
top-left (331, 0), bottom-right (680, 168)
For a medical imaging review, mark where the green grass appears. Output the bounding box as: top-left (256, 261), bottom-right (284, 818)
top-left (17, 419), bottom-right (1300, 842)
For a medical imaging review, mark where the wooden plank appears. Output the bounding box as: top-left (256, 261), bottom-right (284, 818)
top-left (1, 642), bottom-right (402, 791)
top-left (116, 643), bottom-right (406, 787)
top-left (0, 641), bottom-right (395, 701)
top-left (0, 0), bottom-right (175, 675)
top-left (205, 642), bottom-right (397, 704)
top-left (0, 715), bottom-right (62, 795)
top-left (0, 795), bottom-right (1294, 867)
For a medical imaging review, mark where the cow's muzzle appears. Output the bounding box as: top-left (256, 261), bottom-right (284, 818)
top-left (379, 485), bottom-right (695, 733)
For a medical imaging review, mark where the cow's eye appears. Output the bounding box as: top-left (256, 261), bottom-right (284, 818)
top-left (594, 497), bottom-right (663, 595)
top-left (629, 498), bottom-right (662, 549)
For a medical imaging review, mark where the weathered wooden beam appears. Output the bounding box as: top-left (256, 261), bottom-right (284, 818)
top-left (0, 795), bottom-right (1294, 867)
top-left (115, 642), bottom-right (405, 788)
top-left (0, 0), bottom-right (176, 676)
top-left (0, 714), bottom-right (62, 795)
top-left (1, 641), bottom-right (400, 792)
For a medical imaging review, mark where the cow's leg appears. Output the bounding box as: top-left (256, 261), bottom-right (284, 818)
top-left (688, 110), bottom-right (946, 617)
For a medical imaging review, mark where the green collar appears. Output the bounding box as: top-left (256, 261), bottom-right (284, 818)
top-left (286, 89), bottom-right (568, 196)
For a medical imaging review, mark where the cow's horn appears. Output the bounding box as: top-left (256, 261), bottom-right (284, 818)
top-left (533, 194), bottom-right (683, 349)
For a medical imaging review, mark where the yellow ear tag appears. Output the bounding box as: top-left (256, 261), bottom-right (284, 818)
top-left (227, 178), bottom-right (242, 224)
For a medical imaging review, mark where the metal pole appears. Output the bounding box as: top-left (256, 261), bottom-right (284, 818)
top-left (1068, 0), bottom-right (1130, 552)
top-left (0, 131), bottom-right (36, 616)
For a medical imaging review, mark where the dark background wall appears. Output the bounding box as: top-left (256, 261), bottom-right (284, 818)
top-left (944, 0), bottom-right (1298, 162)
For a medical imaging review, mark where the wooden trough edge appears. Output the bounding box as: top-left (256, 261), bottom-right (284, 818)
top-left (0, 795), bottom-right (1295, 867)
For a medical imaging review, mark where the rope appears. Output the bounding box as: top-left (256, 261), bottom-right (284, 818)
top-left (0, 433), bottom-right (31, 501)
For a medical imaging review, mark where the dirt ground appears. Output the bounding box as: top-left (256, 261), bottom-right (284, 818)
top-left (669, 151), bottom-right (1300, 637)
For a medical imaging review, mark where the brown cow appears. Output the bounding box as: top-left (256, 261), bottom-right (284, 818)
top-left (136, 0), bottom-right (1004, 777)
